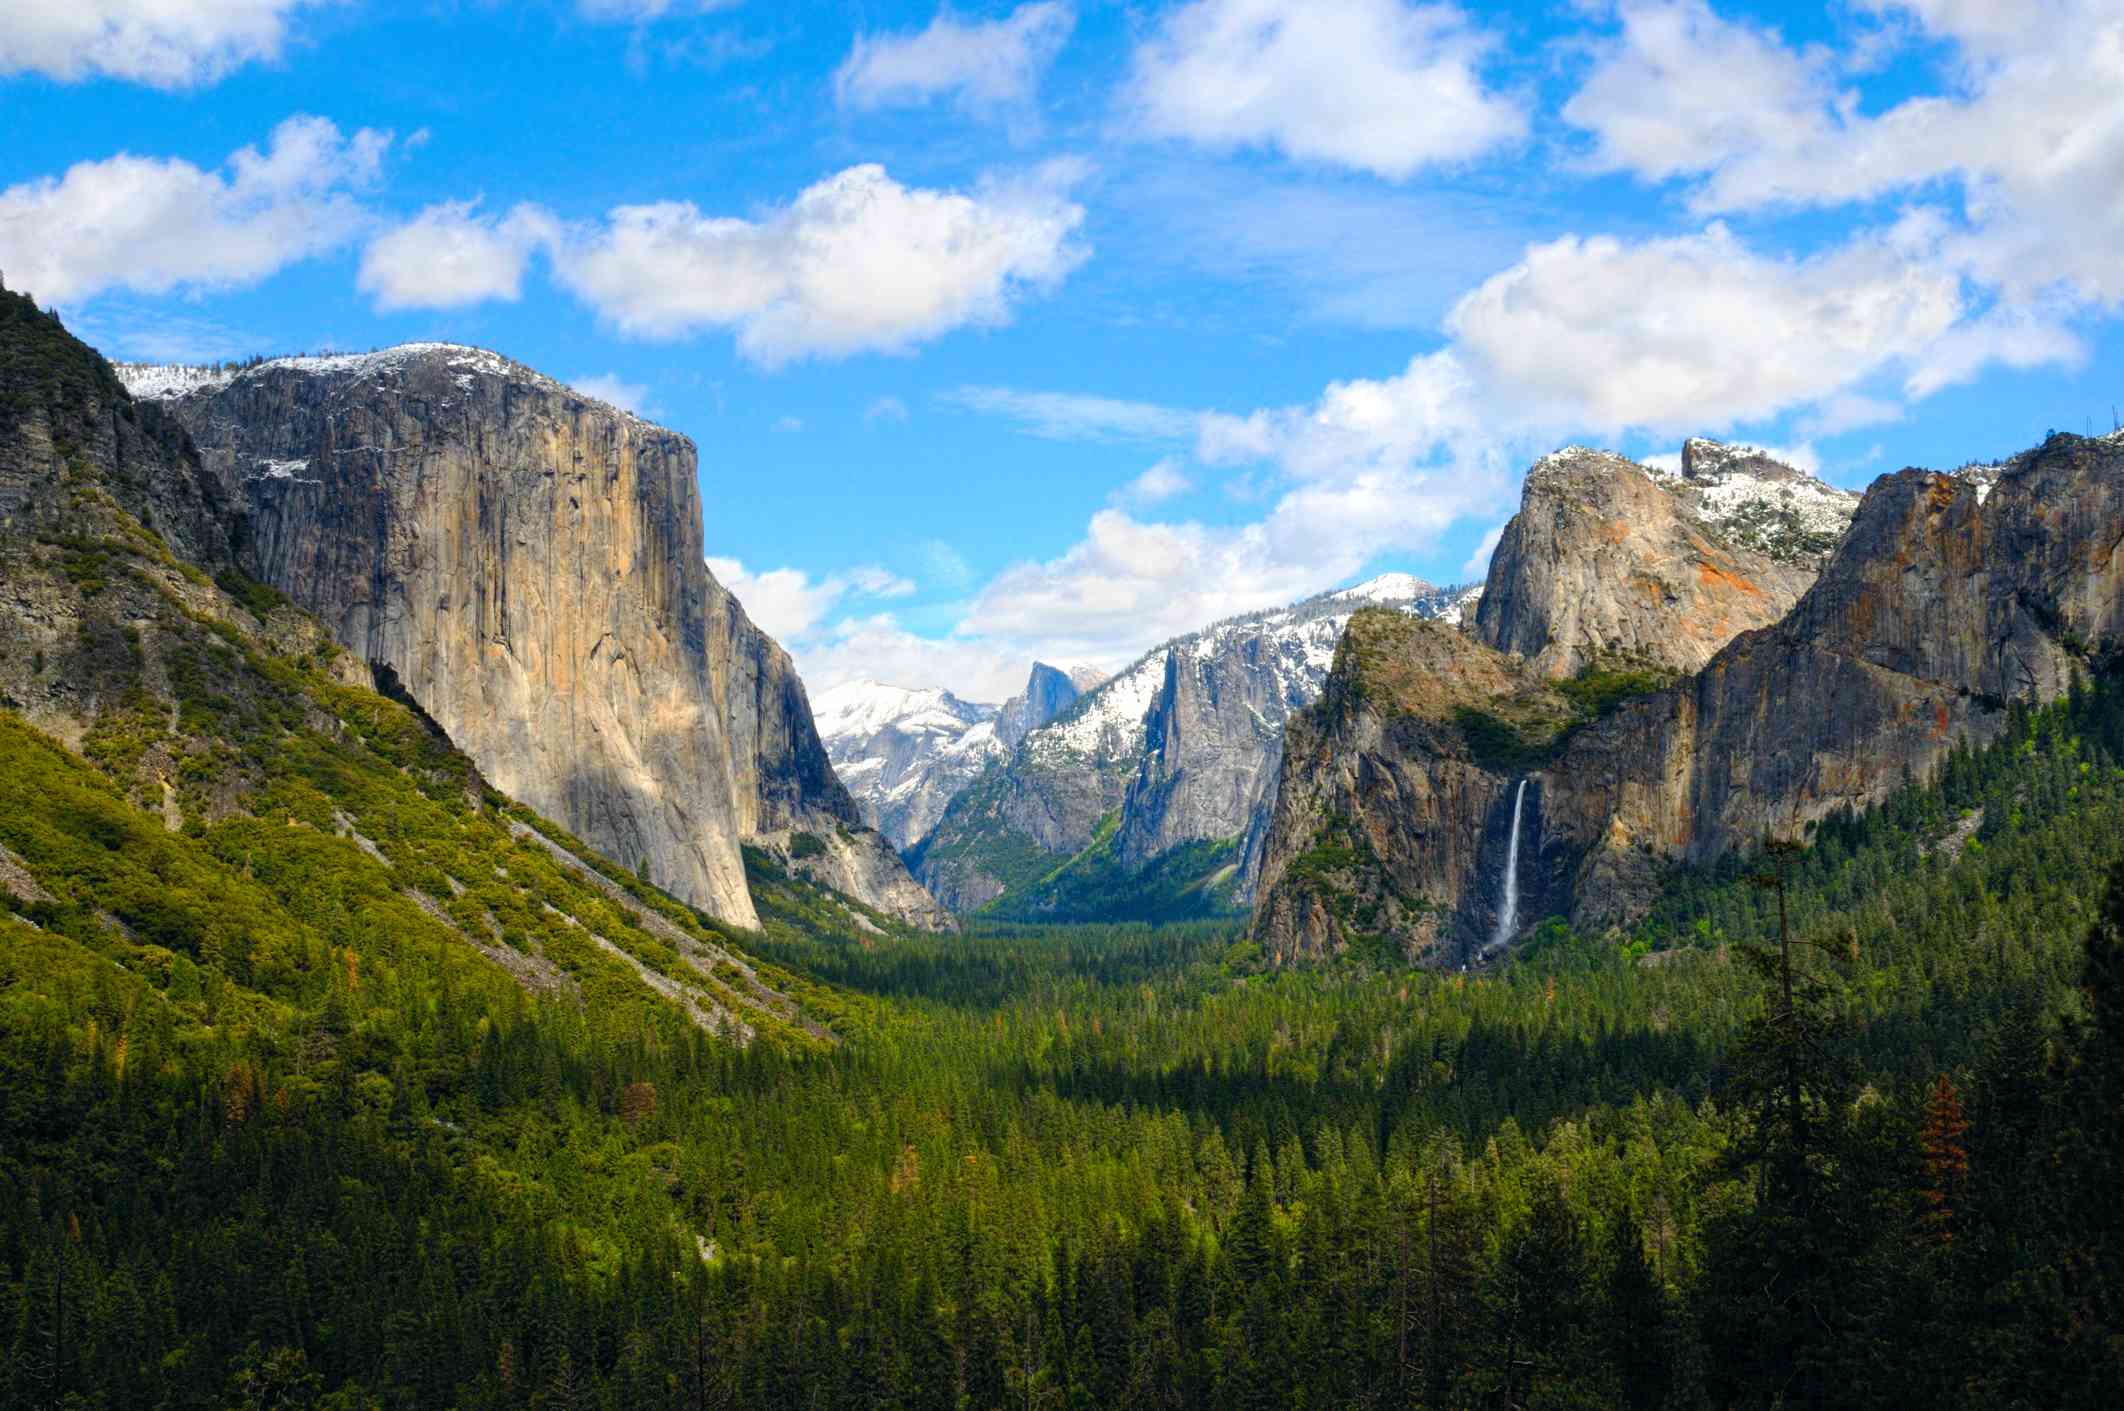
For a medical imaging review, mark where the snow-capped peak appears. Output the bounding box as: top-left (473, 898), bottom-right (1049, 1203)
top-left (811, 679), bottom-right (994, 742)
top-left (1329, 572), bottom-right (1438, 604)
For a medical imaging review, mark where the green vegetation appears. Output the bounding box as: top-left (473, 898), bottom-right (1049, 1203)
top-left (978, 813), bottom-right (1245, 924)
top-left (902, 763), bottom-right (1067, 900)
top-left (1457, 653), bottom-right (1678, 772)
top-left (6, 295), bottom-right (2124, 1409)
top-left (8, 643), bottom-right (2124, 1404)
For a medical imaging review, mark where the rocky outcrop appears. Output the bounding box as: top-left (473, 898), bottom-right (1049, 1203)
top-left (1251, 432), bottom-right (2124, 962)
top-left (121, 343), bottom-right (947, 930)
top-left (1471, 442), bottom-right (1855, 678)
top-left (1249, 612), bottom-right (1569, 963)
top-left (705, 578), bottom-right (956, 930)
top-left (1548, 435), bottom-right (2124, 924)
top-left (911, 575), bottom-right (1471, 917)
top-left (813, 681), bottom-right (1002, 849)
top-left (996, 662), bottom-right (1095, 749)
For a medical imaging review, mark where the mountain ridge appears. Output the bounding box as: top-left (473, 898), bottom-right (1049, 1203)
top-left (1251, 430), bottom-right (2124, 962)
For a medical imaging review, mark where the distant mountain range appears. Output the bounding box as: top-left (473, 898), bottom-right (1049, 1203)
top-left (831, 573), bottom-right (1476, 922)
top-left (811, 661), bottom-right (1106, 852)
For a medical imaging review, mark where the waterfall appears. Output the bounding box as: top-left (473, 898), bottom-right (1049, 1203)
top-left (1490, 778), bottom-right (1530, 951)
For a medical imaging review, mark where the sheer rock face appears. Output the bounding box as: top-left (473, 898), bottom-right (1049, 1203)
top-left (1549, 436), bottom-right (2124, 924)
top-left (703, 580), bottom-right (956, 930)
top-left (1471, 443), bottom-right (1854, 678)
top-left (123, 344), bottom-right (947, 931)
top-left (1250, 433), bottom-right (2124, 962)
top-left (995, 663), bottom-right (1084, 750)
top-left (1118, 610), bottom-right (1354, 881)
top-left (1248, 613), bottom-right (1560, 963)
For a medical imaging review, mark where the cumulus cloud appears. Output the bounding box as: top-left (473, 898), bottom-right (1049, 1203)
top-left (794, 614), bottom-right (1035, 702)
top-left (1562, 0), bottom-right (1837, 190)
top-left (553, 162), bottom-right (1088, 362)
top-left (0, 0), bottom-right (316, 88)
top-left (1563, 0), bottom-right (2124, 305)
top-left (0, 116), bottom-right (389, 306)
top-left (933, 205), bottom-right (2074, 678)
top-left (570, 373), bottom-right (653, 415)
top-left (1114, 459), bottom-right (1193, 505)
top-left (835, 3), bottom-right (1074, 113)
top-left (865, 395), bottom-right (910, 424)
top-left (357, 201), bottom-right (558, 311)
top-left (707, 557), bottom-right (931, 671)
top-left (1124, 0), bottom-right (1525, 179)
top-left (1444, 222), bottom-right (1965, 433)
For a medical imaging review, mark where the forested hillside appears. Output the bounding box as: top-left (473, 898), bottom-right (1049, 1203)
top-left (4, 290), bottom-right (2123, 1407)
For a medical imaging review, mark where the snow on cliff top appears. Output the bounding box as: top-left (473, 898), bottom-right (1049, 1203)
top-left (114, 343), bottom-right (644, 420)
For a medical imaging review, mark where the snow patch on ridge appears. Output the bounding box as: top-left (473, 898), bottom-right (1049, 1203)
top-left (114, 343), bottom-right (648, 422)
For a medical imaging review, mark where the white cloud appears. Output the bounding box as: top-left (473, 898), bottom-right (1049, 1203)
top-left (571, 372), bottom-right (653, 415)
top-left (0, 0), bottom-right (316, 88)
top-left (795, 614), bottom-right (1032, 701)
top-left (1115, 459), bottom-right (1193, 505)
top-left (357, 201), bottom-right (558, 312)
top-left (707, 558), bottom-right (845, 641)
top-left (1460, 521), bottom-right (1505, 580)
top-left (1563, 0), bottom-right (2124, 306)
top-left (835, 2), bottom-right (1074, 113)
top-left (553, 162), bottom-right (1088, 362)
top-left (1561, 0), bottom-right (1836, 190)
top-left (849, 565), bottom-right (917, 598)
top-left (707, 557), bottom-right (929, 664)
top-left (865, 395), bottom-right (910, 424)
top-left (772, 416), bottom-right (804, 433)
top-left (577, 0), bottom-right (738, 22)
top-left (1443, 223), bottom-right (1965, 434)
top-left (0, 116), bottom-right (389, 306)
top-left (1124, 0), bottom-right (1525, 179)
top-left (943, 385), bottom-right (1201, 441)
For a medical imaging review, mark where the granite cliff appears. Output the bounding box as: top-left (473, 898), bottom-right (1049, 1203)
top-left (119, 343), bottom-right (948, 930)
top-left (813, 661), bottom-right (1099, 852)
top-left (1252, 432), bottom-right (2124, 963)
top-left (910, 575), bottom-right (1470, 918)
top-left (1470, 440), bottom-right (1856, 678)
top-left (0, 293), bottom-right (827, 1041)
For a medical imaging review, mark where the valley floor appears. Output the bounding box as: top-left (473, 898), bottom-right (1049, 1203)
top-left (7, 675), bottom-right (2124, 1407)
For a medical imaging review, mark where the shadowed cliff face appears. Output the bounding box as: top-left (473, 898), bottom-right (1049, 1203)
top-left (124, 344), bottom-right (948, 931)
top-left (1247, 613), bottom-right (1564, 963)
top-left (702, 572), bottom-right (955, 930)
top-left (1251, 432), bottom-right (2124, 964)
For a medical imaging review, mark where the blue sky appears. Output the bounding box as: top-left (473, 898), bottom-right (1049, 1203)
top-left (5, 0), bottom-right (2122, 699)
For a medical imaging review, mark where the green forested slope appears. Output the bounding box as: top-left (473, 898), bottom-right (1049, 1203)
top-left (3, 290), bottom-right (2122, 1408)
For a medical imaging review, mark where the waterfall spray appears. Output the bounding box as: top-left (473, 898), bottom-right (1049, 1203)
top-left (1490, 778), bottom-right (1530, 951)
